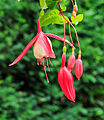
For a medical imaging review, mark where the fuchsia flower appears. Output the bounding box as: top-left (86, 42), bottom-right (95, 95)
top-left (72, 2), bottom-right (78, 18)
top-left (67, 54), bottom-right (75, 71)
top-left (67, 48), bottom-right (75, 71)
top-left (75, 53), bottom-right (83, 80)
top-left (9, 0), bottom-right (83, 102)
top-left (72, 11), bottom-right (76, 18)
top-left (9, 18), bottom-right (74, 83)
top-left (58, 52), bottom-right (75, 102)
top-left (74, 4), bottom-right (78, 13)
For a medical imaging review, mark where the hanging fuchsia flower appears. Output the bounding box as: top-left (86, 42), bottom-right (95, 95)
top-left (67, 54), bottom-right (75, 71)
top-left (72, 11), bottom-right (76, 18)
top-left (9, 18), bottom-right (74, 83)
top-left (58, 50), bottom-right (75, 102)
top-left (74, 4), bottom-right (78, 13)
top-left (67, 48), bottom-right (75, 71)
top-left (75, 52), bottom-right (83, 80)
top-left (33, 33), bottom-right (55, 59)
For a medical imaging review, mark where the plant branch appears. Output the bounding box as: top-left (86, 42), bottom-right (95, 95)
top-left (58, 1), bottom-right (81, 51)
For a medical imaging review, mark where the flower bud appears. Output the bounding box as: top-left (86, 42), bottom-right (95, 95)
top-left (72, 11), bottom-right (76, 18)
top-left (58, 53), bottom-right (75, 102)
top-left (75, 57), bottom-right (83, 80)
top-left (74, 5), bottom-right (78, 13)
top-left (67, 54), bottom-right (75, 71)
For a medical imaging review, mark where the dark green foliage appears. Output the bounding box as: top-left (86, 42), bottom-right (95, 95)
top-left (0, 0), bottom-right (104, 120)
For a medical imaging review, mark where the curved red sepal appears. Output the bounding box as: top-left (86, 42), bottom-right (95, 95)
top-left (9, 36), bottom-right (37, 66)
top-left (45, 33), bottom-right (75, 49)
top-left (75, 58), bottom-right (83, 80)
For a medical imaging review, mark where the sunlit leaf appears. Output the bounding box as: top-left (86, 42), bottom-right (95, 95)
top-left (40, 9), bottom-right (69, 26)
top-left (76, 14), bottom-right (84, 22)
top-left (71, 14), bottom-right (83, 25)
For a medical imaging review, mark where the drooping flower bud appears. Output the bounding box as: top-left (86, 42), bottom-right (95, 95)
top-left (75, 53), bottom-right (83, 80)
top-left (67, 48), bottom-right (75, 71)
top-left (58, 52), bottom-right (75, 102)
top-left (74, 4), bottom-right (78, 13)
top-left (72, 11), bottom-right (76, 18)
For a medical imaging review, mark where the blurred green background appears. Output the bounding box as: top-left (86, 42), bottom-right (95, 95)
top-left (0, 0), bottom-right (104, 120)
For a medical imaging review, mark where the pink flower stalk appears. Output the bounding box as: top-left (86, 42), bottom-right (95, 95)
top-left (58, 53), bottom-right (75, 102)
top-left (67, 48), bottom-right (75, 71)
top-left (9, 18), bottom-right (74, 83)
top-left (75, 54), bottom-right (83, 80)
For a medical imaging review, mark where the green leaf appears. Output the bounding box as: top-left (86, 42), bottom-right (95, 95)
top-left (40, 9), bottom-right (69, 27)
top-left (71, 14), bottom-right (83, 25)
top-left (60, 5), bottom-right (67, 11)
top-left (76, 14), bottom-right (84, 22)
top-left (39, 0), bottom-right (48, 9)
top-left (46, 0), bottom-right (59, 9)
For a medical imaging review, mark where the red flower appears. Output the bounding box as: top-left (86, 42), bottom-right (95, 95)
top-left (67, 48), bottom-right (75, 71)
top-left (72, 11), bottom-right (76, 18)
top-left (58, 53), bottom-right (75, 102)
top-left (67, 54), bottom-right (75, 71)
top-left (75, 55), bottom-right (83, 80)
top-left (9, 18), bottom-right (74, 83)
top-left (74, 4), bottom-right (78, 13)
top-left (33, 31), bottom-right (55, 59)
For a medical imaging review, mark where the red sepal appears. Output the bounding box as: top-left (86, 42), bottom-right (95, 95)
top-left (75, 58), bottom-right (83, 80)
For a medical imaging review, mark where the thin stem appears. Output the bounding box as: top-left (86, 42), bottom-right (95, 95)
top-left (71, 0), bottom-right (74, 6)
top-left (60, 15), bottom-right (66, 46)
top-left (64, 22), bottom-right (65, 46)
top-left (71, 23), bottom-right (81, 51)
top-left (58, 1), bottom-right (81, 51)
top-left (69, 23), bottom-right (73, 46)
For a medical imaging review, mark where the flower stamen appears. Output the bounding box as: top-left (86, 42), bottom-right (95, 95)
top-left (44, 66), bottom-right (49, 83)
top-left (42, 58), bottom-right (44, 66)
top-left (46, 58), bottom-right (50, 72)
top-left (49, 58), bottom-right (53, 66)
